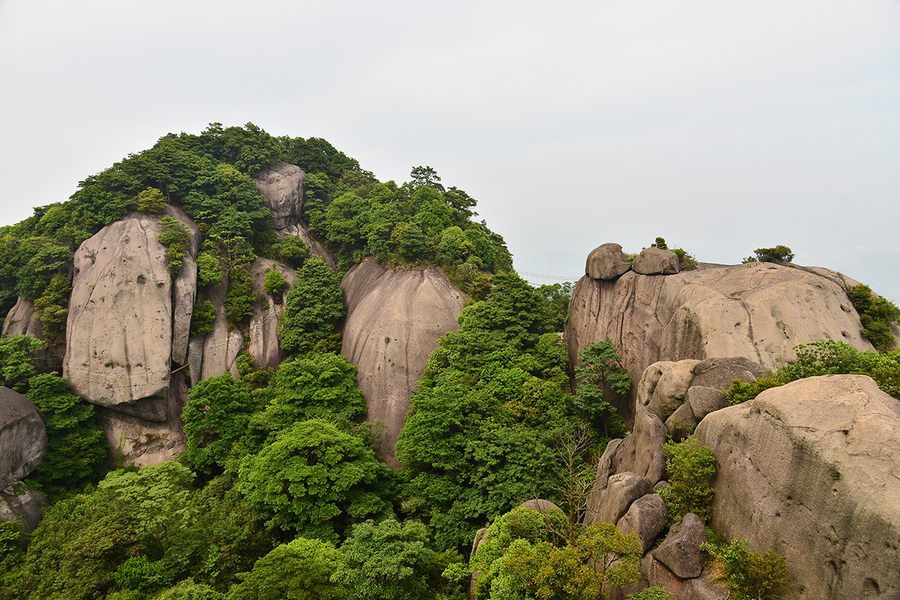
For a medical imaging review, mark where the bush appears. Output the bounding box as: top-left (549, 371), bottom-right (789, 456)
top-left (848, 284), bottom-right (899, 351)
top-left (135, 187), bottom-right (168, 214)
top-left (701, 539), bottom-right (791, 600)
top-left (224, 269), bottom-right (256, 328)
top-left (263, 268), bottom-right (287, 303)
top-left (659, 436), bottom-right (716, 523)
top-left (158, 216), bottom-right (192, 277)
top-left (744, 245), bottom-right (794, 264)
top-left (190, 299), bottom-right (217, 337)
top-left (196, 251), bottom-right (223, 287)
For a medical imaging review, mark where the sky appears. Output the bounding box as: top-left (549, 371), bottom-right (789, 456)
top-left (1, 0), bottom-right (898, 301)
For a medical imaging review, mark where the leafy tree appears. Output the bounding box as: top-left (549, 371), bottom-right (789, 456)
top-left (659, 436), bottom-right (716, 523)
top-left (409, 166), bottom-right (444, 192)
top-left (268, 236), bottom-right (309, 269)
top-left (333, 519), bottom-right (436, 600)
top-left (701, 540), bottom-right (791, 600)
top-left (0, 334), bottom-right (45, 392)
top-left (237, 419), bottom-right (391, 540)
top-left (196, 251), bottom-right (223, 287)
top-left (745, 245), bottom-right (794, 264)
top-left (180, 374), bottom-right (260, 476)
top-left (158, 216), bottom-right (192, 277)
top-left (263, 268), bottom-right (287, 303)
top-left (226, 537), bottom-right (347, 600)
top-left (135, 187), bottom-right (168, 214)
top-left (280, 256), bottom-right (345, 355)
top-left (537, 282), bottom-right (574, 333)
top-left (848, 284), bottom-right (899, 351)
top-left (25, 373), bottom-right (108, 500)
top-left (224, 268), bottom-right (256, 328)
top-left (154, 580), bottom-right (225, 600)
top-left (573, 340), bottom-right (632, 436)
top-left (190, 299), bottom-right (217, 337)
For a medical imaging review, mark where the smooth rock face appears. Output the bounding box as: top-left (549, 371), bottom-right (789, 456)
top-left (587, 471), bottom-right (652, 526)
top-left (340, 259), bottom-right (467, 465)
top-left (0, 481), bottom-right (47, 536)
top-left (0, 387), bottom-right (47, 490)
top-left (616, 493), bottom-right (668, 553)
top-left (632, 247), bottom-right (680, 275)
top-left (612, 405), bottom-right (668, 485)
top-left (586, 243), bottom-right (631, 280)
top-left (2, 297), bottom-right (42, 339)
top-left (255, 162), bottom-right (305, 230)
top-left (64, 210), bottom-right (199, 421)
top-left (653, 513), bottom-right (708, 579)
top-left (189, 280), bottom-right (244, 385)
top-left (567, 261), bottom-right (873, 423)
top-left (695, 375), bottom-right (900, 600)
top-left (640, 360), bottom-right (701, 421)
top-left (247, 259), bottom-right (298, 372)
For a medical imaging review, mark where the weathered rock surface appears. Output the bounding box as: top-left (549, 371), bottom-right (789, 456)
top-left (632, 247), bottom-right (679, 275)
top-left (247, 259), bottom-right (298, 372)
top-left (653, 513), bottom-right (708, 579)
top-left (0, 387), bottom-right (47, 490)
top-left (97, 371), bottom-right (191, 467)
top-left (188, 280), bottom-right (244, 385)
top-left (695, 375), bottom-right (900, 600)
top-left (567, 260), bottom-right (873, 422)
top-left (616, 493), bottom-right (668, 553)
top-left (587, 471), bottom-right (652, 526)
top-left (0, 481), bottom-right (47, 537)
top-left (2, 297), bottom-right (42, 339)
top-left (340, 258), bottom-right (467, 464)
top-left (586, 243), bottom-right (631, 280)
top-left (255, 162), bottom-right (305, 230)
top-left (64, 209), bottom-right (199, 421)
top-left (639, 360), bottom-right (702, 421)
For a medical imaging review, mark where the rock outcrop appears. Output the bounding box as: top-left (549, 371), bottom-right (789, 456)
top-left (0, 481), bottom-right (47, 538)
top-left (695, 375), bottom-right (900, 600)
top-left (255, 162), bottom-right (305, 230)
top-left (0, 387), bottom-right (47, 490)
top-left (2, 298), bottom-right (42, 339)
top-left (340, 258), bottom-right (467, 464)
top-left (64, 208), bottom-right (200, 421)
top-left (567, 258), bottom-right (873, 423)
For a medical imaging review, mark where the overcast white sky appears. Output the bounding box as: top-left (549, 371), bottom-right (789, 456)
top-left (1, 0), bottom-right (898, 301)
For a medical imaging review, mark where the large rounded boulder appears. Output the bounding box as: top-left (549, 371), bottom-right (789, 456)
top-left (695, 375), bottom-right (900, 600)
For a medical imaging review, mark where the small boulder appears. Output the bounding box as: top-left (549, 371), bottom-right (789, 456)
top-left (686, 386), bottom-right (728, 421)
top-left (690, 356), bottom-right (768, 390)
top-left (587, 471), bottom-right (651, 526)
top-left (653, 513), bottom-right (709, 579)
top-left (586, 243), bottom-right (631, 280)
top-left (0, 481), bottom-right (47, 537)
top-left (639, 360), bottom-right (701, 421)
top-left (632, 248), bottom-right (680, 275)
top-left (614, 405), bottom-right (668, 484)
top-left (616, 493), bottom-right (668, 553)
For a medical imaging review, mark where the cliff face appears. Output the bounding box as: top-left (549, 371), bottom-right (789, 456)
top-left (566, 258), bottom-right (873, 422)
top-left (340, 258), bottom-right (467, 464)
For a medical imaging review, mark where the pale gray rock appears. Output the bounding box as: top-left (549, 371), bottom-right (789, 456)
top-left (255, 162), bottom-right (305, 230)
top-left (613, 405), bottom-right (668, 485)
top-left (695, 375), bottom-right (900, 600)
top-left (167, 207), bottom-right (201, 365)
top-left (247, 259), bottom-right (298, 372)
top-left (188, 280), bottom-right (244, 385)
top-left (617, 493), bottom-right (668, 553)
top-left (594, 438), bottom-right (624, 491)
top-left (0, 481), bottom-right (47, 537)
top-left (64, 210), bottom-right (199, 421)
top-left (639, 360), bottom-right (701, 421)
top-left (690, 356), bottom-right (768, 390)
top-left (587, 471), bottom-right (652, 526)
top-left (341, 258), bottom-right (467, 465)
top-left (518, 498), bottom-right (559, 516)
top-left (2, 297), bottom-right (42, 339)
top-left (653, 513), bottom-right (708, 579)
top-left (633, 247), bottom-right (680, 275)
top-left (0, 387), bottom-right (47, 490)
top-left (586, 243), bottom-right (631, 280)
top-left (97, 370), bottom-right (191, 466)
top-left (567, 261), bottom-right (874, 424)
top-left (685, 386), bottom-right (728, 421)
top-left (636, 553), bottom-right (730, 600)
top-left (665, 401), bottom-right (697, 441)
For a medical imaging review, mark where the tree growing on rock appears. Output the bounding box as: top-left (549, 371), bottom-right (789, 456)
top-left (573, 340), bottom-right (631, 437)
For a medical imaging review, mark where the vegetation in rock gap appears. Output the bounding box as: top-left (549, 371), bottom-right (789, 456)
top-left (659, 436), bottom-right (716, 524)
top-left (650, 237), bottom-right (698, 270)
top-left (701, 540), bottom-right (791, 600)
top-left (573, 340), bottom-right (631, 437)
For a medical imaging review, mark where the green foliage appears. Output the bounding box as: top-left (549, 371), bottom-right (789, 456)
top-left (25, 373), bottom-right (108, 500)
top-left (724, 340), bottom-right (900, 403)
top-left (114, 555), bottom-right (165, 593)
top-left (158, 216), bottom-right (192, 277)
top-left (180, 374), bottom-right (260, 476)
top-left (226, 537), bottom-right (347, 600)
top-left (848, 284), bottom-right (899, 351)
top-left (659, 436), bottom-right (716, 523)
top-left (263, 268), bottom-right (287, 303)
top-left (701, 540), bottom-right (791, 600)
top-left (135, 187), bottom-right (168, 214)
top-left (280, 256), bottom-right (345, 355)
top-left (154, 580), bottom-right (225, 599)
top-left (224, 268), bottom-right (256, 328)
top-left (237, 419), bottom-right (391, 540)
top-left (745, 245), bottom-right (794, 264)
top-left (0, 334), bottom-right (46, 392)
top-left (268, 236), bottom-right (309, 269)
top-left (333, 519), bottom-right (436, 600)
top-left (573, 340), bottom-right (632, 436)
top-left (536, 282), bottom-right (574, 332)
top-left (627, 588), bottom-right (672, 600)
top-left (196, 251), bottom-right (223, 287)
top-left (190, 299), bottom-right (217, 337)
top-left (32, 274), bottom-right (71, 348)
top-left (650, 237), bottom-right (698, 271)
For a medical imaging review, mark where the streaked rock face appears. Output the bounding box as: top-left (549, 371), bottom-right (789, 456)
top-left (340, 258), bottom-right (467, 465)
top-left (567, 260), bottom-right (873, 423)
top-left (255, 162), bottom-right (305, 230)
top-left (695, 375), bottom-right (900, 600)
top-left (0, 386), bottom-right (47, 490)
